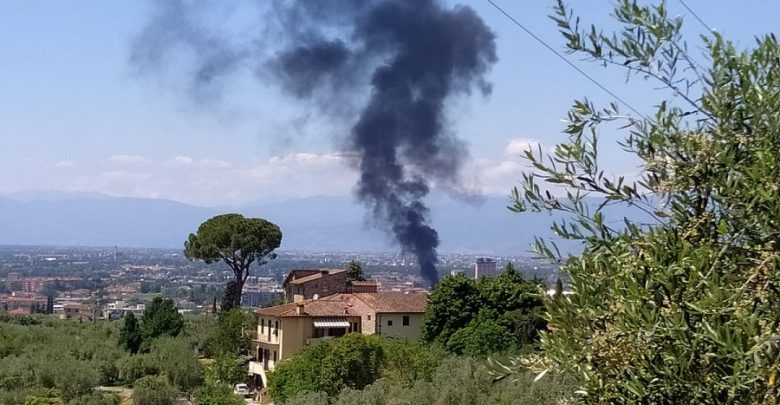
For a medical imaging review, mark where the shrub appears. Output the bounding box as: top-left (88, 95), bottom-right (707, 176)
top-left (117, 354), bottom-right (159, 384)
top-left (192, 384), bottom-right (245, 405)
top-left (67, 392), bottom-right (119, 405)
top-left (147, 337), bottom-right (204, 392)
top-left (131, 376), bottom-right (178, 405)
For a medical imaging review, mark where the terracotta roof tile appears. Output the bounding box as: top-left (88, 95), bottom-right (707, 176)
top-left (254, 301), bottom-right (302, 317)
top-left (254, 294), bottom-right (358, 317)
top-left (254, 292), bottom-right (428, 318)
top-left (353, 292), bottom-right (428, 313)
top-left (349, 281), bottom-right (378, 286)
top-left (285, 269), bottom-right (345, 286)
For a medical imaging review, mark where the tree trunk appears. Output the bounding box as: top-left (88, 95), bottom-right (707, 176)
top-left (234, 274), bottom-right (245, 309)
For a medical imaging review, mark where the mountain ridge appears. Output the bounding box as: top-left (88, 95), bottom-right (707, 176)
top-left (0, 191), bottom-right (612, 255)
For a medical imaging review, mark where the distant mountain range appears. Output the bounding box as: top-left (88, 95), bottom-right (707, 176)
top-left (0, 191), bottom-right (646, 255)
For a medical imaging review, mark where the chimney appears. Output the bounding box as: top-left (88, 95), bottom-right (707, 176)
top-left (296, 302), bottom-right (304, 315)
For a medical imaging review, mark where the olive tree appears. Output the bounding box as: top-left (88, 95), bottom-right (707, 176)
top-left (185, 214), bottom-right (282, 308)
top-left (500, 1), bottom-right (780, 403)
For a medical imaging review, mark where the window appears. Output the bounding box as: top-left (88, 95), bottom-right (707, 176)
top-left (273, 351), bottom-right (277, 362)
top-left (274, 321), bottom-right (279, 337)
top-left (367, 314), bottom-right (371, 321)
top-left (261, 319), bottom-right (265, 333)
top-left (403, 315), bottom-right (410, 326)
top-left (387, 320), bottom-right (393, 326)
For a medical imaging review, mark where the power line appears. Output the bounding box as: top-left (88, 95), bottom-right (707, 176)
top-left (677, 0), bottom-right (713, 33)
top-left (483, 0), bottom-right (649, 121)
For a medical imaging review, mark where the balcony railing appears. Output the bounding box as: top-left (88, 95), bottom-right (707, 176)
top-left (306, 336), bottom-right (336, 345)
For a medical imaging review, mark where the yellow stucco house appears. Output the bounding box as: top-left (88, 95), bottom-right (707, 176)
top-left (248, 292), bottom-right (428, 389)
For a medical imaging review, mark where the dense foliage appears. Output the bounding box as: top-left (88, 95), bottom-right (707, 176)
top-left (268, 334), bottom-right (445, 403)
top-left (504, 1), bottom-right (780, 403)
top-left (209, 308), bottom-right (255, 356)
top-left (0, 309), bottom-right (252, 405)
top-left (118, 312), bottom-right (142, 354)
top-left (131, 376), bottom-right (178, 405)
top-left (421, 264), bottom-right (546, 356)
top-left (0, 317), bottom-right (123, 404)
top-left (193, 384), bottom-right (245, 405)
top-left (220, 281), bottom-right (240, 312)
top-left (139, 297), bottom-right (184, 349)
top-left (204, 354), bottom-right (246, 386)
top-left (283, 356), bottom-right (574, 405)
top-left (268, 334), bottom-right (385, 403)
top-left (146, 337), bottom-right (204, 392)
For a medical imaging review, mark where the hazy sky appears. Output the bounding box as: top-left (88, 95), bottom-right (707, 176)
top-left (1, 1), bottom-right (777, 207)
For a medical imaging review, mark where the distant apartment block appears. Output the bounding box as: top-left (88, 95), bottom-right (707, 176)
top-left (103, 301), bottom-right (145, 320)
top-left (59, 303), bottom-right (94, 321)
top-left (249, 292), bottom-right (428, 391)
top-left (2, 275), bottom-right (82, 293)
top-left (0, 292), bottom-right (46, 314)
top-left (474, 257), bottom-right (497, 278)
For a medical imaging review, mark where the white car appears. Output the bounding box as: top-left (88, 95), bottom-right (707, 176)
top-left (233, 383), bottom-right (250, 397)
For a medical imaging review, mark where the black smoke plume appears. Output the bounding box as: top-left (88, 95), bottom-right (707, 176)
top-left (131, 0), bottom-right (496, 286)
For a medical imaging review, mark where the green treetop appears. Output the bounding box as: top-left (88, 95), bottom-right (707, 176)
top-left (119, 312), bottom-right (142, 354)
top-left (421, 264), bottom-right (546, 355)
top-left (345, 260), bottom-right (366, 283)
top-left (140, 297), bottom-right (184, 346)
top-left (185, 214), bottom-right (282, 308)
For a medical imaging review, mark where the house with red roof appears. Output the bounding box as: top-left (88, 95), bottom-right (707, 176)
top-left (248, 291), bottom-right (428, 390)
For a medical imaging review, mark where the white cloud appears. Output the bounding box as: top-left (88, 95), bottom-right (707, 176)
top-left (248, 152), bottom-right (357, 195)
top-left (64, 152), bottom-right (356, 206)
top-left (464, 138), bottom-right (549, 196)
top-left (107, 155), bottom-right (152, 167)
top-left (504, 138), bottom-right (542, 157)
top-left (255, 152), bottom-right (353, 176)
top-left (169, 156), bottom-right (194, 166)
top-left (469, 138), bottom-right (643, 197)
top-left (54, 160), bottom-right (75, 168)
top-left (97, 171), bottom-right (151, 181)
top-left (199, 158), bottom-right (233, 169)
top-left (165, 156), bottom-right (232, 169)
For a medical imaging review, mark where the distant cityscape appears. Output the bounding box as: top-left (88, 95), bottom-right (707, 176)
top-left (0, 245), bottom-right (560, 318)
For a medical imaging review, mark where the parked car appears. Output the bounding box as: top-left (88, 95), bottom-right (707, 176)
top-left (233, 383), bottom-right (250, 397)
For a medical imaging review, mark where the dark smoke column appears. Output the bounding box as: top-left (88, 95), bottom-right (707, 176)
top-left (130, 0), bottom-right (496, 286)
top-left (274, 0), bottom-right (496, 286)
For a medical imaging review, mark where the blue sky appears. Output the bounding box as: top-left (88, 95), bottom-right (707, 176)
top-left (1, 1), bottom-right (777, 207)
